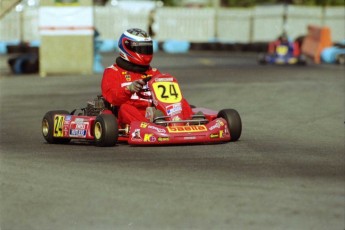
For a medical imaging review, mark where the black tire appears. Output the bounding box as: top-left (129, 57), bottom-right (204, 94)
top-left (42, 110), bottom-right (71, 144)
top-left (258, 54), bottom-right (267, 65)
top-left (217, 109), bottom-right (242, 142)
top-left (297, 55), bottom-right (307, 65)
top-left (336, 54), bottom-right (345, 65)
top-left (94, 114), bottom-right (118, 147)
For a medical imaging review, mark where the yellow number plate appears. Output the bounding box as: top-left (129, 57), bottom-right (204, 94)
top-left (53, 115), bottom-right (64, 137)
top-left (152, 82), bottom-right (182, 103)
top-left (276, 45), bottom-right (288, 55)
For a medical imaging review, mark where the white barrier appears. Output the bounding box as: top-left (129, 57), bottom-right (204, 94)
top-left (154, 7), bottom-right (215, 42)
top-left (0, 10), bottom-right (20, 41)
top-left (0, 5), bottom-right (344, 45)
top-left (24, 8), bottom-right (39, 41)
top-left (217, 8), bottom-right (253, 43)
top-left (252, 5), bottom-right (285, 42)
top-left (324, 7), bottom-right (345, 42)
top-left (94, 6), bottom-right (151, 41)
top-left (286, 6), bottom-right (323, 40)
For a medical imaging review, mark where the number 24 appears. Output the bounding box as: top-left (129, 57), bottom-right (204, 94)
top-left (158, 84), bottom-right (178, 98)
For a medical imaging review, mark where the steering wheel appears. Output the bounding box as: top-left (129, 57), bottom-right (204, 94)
top-left (136, 76), bottom-right (152, 99)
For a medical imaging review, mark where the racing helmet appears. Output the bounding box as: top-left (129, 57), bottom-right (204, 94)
top-left (118, 28), bottom-right (153, 66)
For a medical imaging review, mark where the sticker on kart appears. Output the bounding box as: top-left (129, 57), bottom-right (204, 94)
top-left (276, 45), bottom-right (288, 56)
top-left (53, 115), bottom-right (65, 137)
top-left (167, 125), bottom-right (207, 133)
top-left (152, 82), bottom-right (182, 103)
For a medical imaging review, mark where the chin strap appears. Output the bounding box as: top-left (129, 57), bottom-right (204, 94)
top-left (116, 57), bottom-right (150, 73)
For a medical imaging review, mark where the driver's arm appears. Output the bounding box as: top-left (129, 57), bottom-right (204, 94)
top-left (127, 79), bottom-right (145, 93)
top-left (101, 67), bottom-right (132, 106)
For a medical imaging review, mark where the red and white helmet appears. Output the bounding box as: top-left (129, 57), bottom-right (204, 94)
top-left (118, 28), bottom-right (153, 66)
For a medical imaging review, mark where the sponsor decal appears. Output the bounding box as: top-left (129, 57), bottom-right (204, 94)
top-left (63, 128), bottom-right (69, 137)
top-left (69, 121), bottom-right (88, 137)
top-left (209, 120), bottom-right (225, 131)
top-left (224, 127), bottom-right (229, 135)
top-left (166, 103), bottom-right (182, 116)
top-left (148, 125), bottom-right (166, 133)
top-left (210, 130), bottom-right (226, 138)
top-left (172, 115), bottom-right (181, 121)
top-left (158, 137), bottom-right (169, 142)
top-left (140, 122), bottom-right (148, 128)
top-left (155, 77), bottom-right (173, 82)
top-left (74, 118), bottom-right (84, 124)
top-left (122, 71), bottom-right (131, 81)
top-left (70, 129), bottom-right (87, 137)
top-left (64, 115), bottom-right (71, 125)
top-left (131, 129), bottom-right (142, 141)
top-left (210, 130), bottom-right (225, 139)
top-left (144, 134), bottom-right (156, 142)
top-left (210, 133), bottom-right (219, 138)
top-left (75, 124), bottom-right (86, 129)
top-left (184, 136), bottom-right (196, 140)
top-left (168, 125), bottom-right (207, 133)
top-left (142, 74), bottom-right (152, 79)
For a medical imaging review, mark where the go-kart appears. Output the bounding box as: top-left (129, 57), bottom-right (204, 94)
top-left (42, 73), bottom-right (242, 146)
top-left (258, 43), bottom-right (306, 65)
top-left (321, 40), bottom-right (345, 65)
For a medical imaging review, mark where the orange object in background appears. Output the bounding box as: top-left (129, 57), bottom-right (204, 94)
top-left (302, 25), bottom-right (333, 64)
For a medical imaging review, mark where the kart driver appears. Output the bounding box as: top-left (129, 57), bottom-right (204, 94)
top-left (101, 28), bottom-right (193, 125)
top-left (268, 32), bottom-right (300, 57)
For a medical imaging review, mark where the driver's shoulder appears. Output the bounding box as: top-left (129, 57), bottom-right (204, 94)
top-left (149, 67), bottom-right (160, 74)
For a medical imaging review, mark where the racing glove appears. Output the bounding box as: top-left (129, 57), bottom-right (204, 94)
top-left (127, 79), bottom-right (145, 93)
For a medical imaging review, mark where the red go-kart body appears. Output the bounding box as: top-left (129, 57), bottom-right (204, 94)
top-left (42, 74), bottom-right (242, 146)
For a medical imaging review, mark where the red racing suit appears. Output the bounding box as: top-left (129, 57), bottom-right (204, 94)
top-left (101, 63), bottom-right (193, 125)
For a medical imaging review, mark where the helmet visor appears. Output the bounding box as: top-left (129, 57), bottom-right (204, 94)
top-left (125, 40), bottom-right (153, 55)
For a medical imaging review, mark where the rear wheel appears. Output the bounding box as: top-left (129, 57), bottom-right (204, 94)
top-left (217, 109), bottom-right (242, 142)
top-left (42, 110), bottom-right (71, 144)
top-left (94, 114), bottom-right (118, 147)
top-left (258, 54), bottom-right (267, 65)
top-left (297, 55), bottom-right (307, 65)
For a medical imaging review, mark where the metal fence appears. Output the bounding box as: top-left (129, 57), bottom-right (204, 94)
top-left (0, 5), bottom-right (344, 44)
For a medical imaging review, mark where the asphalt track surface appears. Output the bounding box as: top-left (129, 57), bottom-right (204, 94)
top-left (0, 51), bottom-right (344, 230)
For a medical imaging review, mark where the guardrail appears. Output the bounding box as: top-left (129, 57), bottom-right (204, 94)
top-left (0, 5), bottom-right (344, 44)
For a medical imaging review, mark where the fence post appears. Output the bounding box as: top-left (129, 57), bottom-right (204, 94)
top-left (213, 0), bottom-right (220, 40)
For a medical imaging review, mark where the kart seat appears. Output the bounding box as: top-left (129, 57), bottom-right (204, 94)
top-left (102, 96), bottom-right (119, 117)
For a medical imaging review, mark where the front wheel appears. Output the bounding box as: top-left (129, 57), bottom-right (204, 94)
top-left (336, 54), bottom-right (345, 65)
top-left (94, 114), bottom-right (118, 147)
top-left (217, 109), bottom-right (242, 142)
top-left (42, 110), bottom-right (71, 144)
